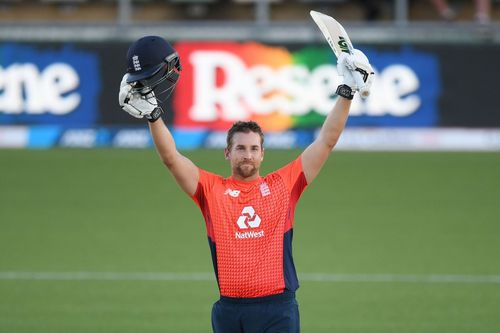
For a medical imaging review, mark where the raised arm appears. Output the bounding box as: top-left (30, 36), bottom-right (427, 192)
top-left (301, 49), bottom-right (374, 184)
top-left (149, 118), bottom-right (199, 196)
top-left (119, 74), bottom-right (199, 196)
top-left (301, 97), bottom-right (351, 183)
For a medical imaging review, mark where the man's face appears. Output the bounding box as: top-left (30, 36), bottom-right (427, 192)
top-left (225, 132), bottom-right (264, 180)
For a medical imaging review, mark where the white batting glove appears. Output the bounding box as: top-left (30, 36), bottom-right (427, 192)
top-left (337, 49), bottom-right (374, 97)
top-left (118, 73), bottom-right (161, 120)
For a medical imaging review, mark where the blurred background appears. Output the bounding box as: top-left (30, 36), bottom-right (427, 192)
top-left (1, 1), bottom-right (500, 332)
top-left (0, 0), bottom-right (500, 149)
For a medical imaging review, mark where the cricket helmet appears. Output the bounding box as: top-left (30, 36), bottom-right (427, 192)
top-left (126, 35), bottom-right (181, 100)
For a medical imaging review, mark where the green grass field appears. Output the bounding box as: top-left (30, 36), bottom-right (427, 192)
top-left (1, 149), bottom-right (499, 332)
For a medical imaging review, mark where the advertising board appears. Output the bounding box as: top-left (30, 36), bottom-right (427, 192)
top-left (1, 41), bottom-right (499, 150)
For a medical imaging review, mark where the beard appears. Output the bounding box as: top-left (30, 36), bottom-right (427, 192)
top-left (235, 162), bottom-right (259, 179)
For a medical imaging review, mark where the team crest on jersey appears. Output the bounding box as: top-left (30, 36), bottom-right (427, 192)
top-left (260, 182), bottom-right (270, 197)
top-left (224, 188), bottom-right (240, 197)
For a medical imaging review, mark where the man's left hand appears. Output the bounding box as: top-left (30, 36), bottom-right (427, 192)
top-left (337, 49), bottom-right (374, 97)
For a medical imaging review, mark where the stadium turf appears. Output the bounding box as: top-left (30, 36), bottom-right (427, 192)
top-left (0, 149), bottom-right (499, 332)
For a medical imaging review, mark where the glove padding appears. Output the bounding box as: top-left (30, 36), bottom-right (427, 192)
top-left (119, 73), bottom-right (159, 119)
top-left (337, 49), bottom-right (374, 97)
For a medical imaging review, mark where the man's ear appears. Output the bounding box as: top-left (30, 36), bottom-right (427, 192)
top-left (261, 147), bottom-right (265, 161)
top-left (224, 147), bottom-right (230, 160)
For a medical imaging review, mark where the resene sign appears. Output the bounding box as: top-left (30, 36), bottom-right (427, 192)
top-left (173, 42), bottom-right (440, 131)
top-left (0, 43), bottom-right (100, 126)
top-left (7, 41), bottom-right (498, 131)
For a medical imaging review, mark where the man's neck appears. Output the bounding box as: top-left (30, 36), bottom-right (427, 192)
top-left (231, 173), bottom-right (260, 182)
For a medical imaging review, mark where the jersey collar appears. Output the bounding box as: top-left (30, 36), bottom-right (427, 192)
top-left (227, 176), bottom-right (263, 190)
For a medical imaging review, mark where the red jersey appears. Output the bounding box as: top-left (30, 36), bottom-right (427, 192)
top-left (191, 156), bottom-right (308, 298)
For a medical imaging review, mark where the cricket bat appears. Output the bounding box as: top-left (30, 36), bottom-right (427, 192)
top-left (310, 10), bottom-right (370, 98)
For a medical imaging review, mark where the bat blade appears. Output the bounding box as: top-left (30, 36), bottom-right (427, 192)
top-left (310, 10), bottom-right (354, 57)
top-left (310, 10), bottom-right (370, 98)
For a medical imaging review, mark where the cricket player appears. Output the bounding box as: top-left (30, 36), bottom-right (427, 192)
top-left (118, 36), bottom-right (373, 332)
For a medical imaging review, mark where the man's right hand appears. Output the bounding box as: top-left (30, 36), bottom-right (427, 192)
top-left (118, 73), bottom-right (161, 120)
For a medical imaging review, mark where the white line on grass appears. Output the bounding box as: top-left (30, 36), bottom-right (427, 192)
top-left (1, 272), bottom-right (500, 284)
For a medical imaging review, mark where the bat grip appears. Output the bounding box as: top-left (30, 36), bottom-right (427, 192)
top-left (353, 70), bottom-right (370, 98)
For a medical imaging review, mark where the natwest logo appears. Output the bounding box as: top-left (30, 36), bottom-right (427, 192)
top-left (236, 206), bottom-right (261, 229)
top-left (235, 230), bottom-right (264, 239)
top-left (235, 206), bottom-right (264, 239)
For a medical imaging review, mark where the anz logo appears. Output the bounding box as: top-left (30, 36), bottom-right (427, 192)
top-left (235, 206), bottom-right (264, 239)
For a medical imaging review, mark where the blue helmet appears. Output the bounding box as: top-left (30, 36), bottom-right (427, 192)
top-left (126, 35), bottom-right (181, 100)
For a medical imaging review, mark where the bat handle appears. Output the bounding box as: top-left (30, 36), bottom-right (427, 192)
top-left (353, 70), bottom-right (370, 98)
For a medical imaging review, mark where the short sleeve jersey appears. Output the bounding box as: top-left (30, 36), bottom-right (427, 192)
top-left (191, 157), bottom-right (308, 298)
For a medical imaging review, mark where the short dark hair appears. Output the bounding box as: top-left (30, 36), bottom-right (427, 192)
top-left (226, 121), bottom-right (264, 149)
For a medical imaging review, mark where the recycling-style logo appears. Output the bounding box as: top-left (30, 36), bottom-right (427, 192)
top-left (236, 206), bottom-right (261, 229)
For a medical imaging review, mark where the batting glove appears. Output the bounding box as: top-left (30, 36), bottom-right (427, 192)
top-left (118, 74), bottom-right (164, 122)
top-left (337, 49), bottom-right (374, 98)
